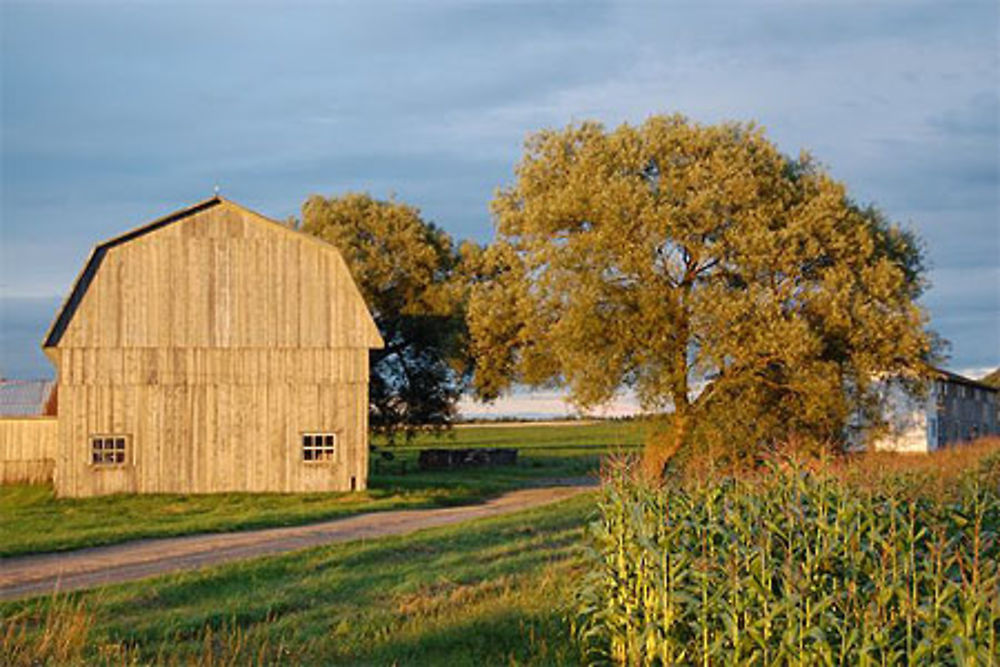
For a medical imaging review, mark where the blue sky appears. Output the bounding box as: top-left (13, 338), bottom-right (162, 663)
top-left (1, 1), bottom-right (997, 410)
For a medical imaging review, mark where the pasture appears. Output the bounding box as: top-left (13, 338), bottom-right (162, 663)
top-left (2, 495), bottom-right (595, 665)
top-left (0, 420), bottom-right (641, 557)
top-left (2, 428), bottom-right (998, 665)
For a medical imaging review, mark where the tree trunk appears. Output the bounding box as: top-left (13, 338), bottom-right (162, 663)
top-left (670, 303), bottom-right (692, 457)
top-left (645, 331), bottom-right (692, 479)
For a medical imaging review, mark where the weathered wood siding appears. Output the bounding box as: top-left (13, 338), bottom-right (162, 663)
top-left (54, 366), bottom-right (369, 496)
top-left (56, 203), bottom-right (380, 349)
top-left (0, 418), bottom-right (58, 483)
top-left (47, 200), bottom-right (379, 497)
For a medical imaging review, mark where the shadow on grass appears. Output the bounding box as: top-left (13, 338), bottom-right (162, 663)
top-left (350, 608), bottom-right (583, 666)
top-left (44, 495), bottom-right (596, 659)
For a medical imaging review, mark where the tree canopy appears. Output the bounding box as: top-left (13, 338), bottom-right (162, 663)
top-left (981, 368), bottom-right (1000, 390)
top-left (302, 193), bottom-right (469, 442)
top-left (468, 115), bottom-right (933, 463)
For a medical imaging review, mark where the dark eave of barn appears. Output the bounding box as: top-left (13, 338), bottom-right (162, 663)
top-left (42, 197), bottom-right (223, 349)
top-left (933, 367), bottom-right (999, 394)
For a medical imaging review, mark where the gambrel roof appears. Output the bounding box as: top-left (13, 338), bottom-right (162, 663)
top-left (43, 196), bottom-right (383, 350)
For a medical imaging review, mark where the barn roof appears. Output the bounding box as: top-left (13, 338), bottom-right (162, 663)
top-left (934, 368), bottom-right (999, 393)
top-left (43, 197), bottom-right (222, 348)
top-left (43, 196), bottom-right (382, 349)
top-left (0, 379), bottom-right (56, 417)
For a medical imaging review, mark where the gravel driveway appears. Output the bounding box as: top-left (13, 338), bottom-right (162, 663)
top-left (0, 482), bottom-right (595, 601)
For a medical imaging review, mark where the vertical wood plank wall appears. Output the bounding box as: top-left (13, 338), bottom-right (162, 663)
top-left (0, 418), bottom-right (58, 483)
top-left (49, 201), bottom-right (379, 497)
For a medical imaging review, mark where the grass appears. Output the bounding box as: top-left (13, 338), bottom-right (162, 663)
top-left (0, 420), bottom-right (640, 557)
top-left (1, 493), bottom-right (597, 666)
top-left (3, 434), bottom-right (996, 665)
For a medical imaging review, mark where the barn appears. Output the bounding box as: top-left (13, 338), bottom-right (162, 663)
top-left (872, 369), bottom-right (999, 453)
top-left (1, 196), bottom-right (383, 497)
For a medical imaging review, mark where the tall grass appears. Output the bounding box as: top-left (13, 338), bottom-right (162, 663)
top-left (577, 450), bottom-right (1000, 665)
top-left (1, 600), bottom-right (296, 666)
top-left (2, 595), bottom-right (93, 666)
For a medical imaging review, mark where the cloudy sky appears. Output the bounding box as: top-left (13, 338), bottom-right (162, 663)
top-left (1, 1), bottom-right (997, 415)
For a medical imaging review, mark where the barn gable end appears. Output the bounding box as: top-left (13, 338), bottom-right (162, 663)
top-left (45, 197), bottom-right (382, 351)
top-left (37, 197), bottom-right (382, 497)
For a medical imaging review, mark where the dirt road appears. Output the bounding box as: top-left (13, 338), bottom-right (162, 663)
top-left (0, 483), bottom-right (595, 602)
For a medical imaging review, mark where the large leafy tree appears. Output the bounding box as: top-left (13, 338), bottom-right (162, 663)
top-left (469, 116), bottom-right (933, 463)
top-left (301, 194), bottom-right (469, 442)
top-left (981, 368), bottom-right (1000, 389)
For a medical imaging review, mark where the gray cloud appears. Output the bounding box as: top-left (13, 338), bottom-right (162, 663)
top-left (2, 0), bottom-right (997, 378)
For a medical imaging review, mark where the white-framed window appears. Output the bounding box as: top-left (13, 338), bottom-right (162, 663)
top-left (90, 435), bottom-right (129, 466)
top-left (302, 432), bottom-right (336, 462)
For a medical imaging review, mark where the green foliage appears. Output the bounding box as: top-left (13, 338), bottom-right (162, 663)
top-left (301, 193), bottom-right (470, 442)
top-left (2, 496), bottom-right (595, 665)
top-left (577, 459), bottom-right (1000, 665)
top-left (980, 368), bottom-right (1000, 389)
top-left (470, 115), bottom-right (933, 459)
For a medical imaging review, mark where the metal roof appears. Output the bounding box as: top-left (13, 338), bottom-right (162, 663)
top-left (0, 380), bottom-right (56, 417)
top-left (934, 368), bottom-right (999, 393)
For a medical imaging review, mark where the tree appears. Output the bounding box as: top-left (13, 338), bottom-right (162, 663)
top-left (301, 194), bottom-right (469, 442)
top-left (469, 115), bottom-right (933, 465)
top-left (981, 368), bottom-right (1000, 389)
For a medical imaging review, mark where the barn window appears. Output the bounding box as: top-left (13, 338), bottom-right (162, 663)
top-left (90, 435), bottom-right (128, 466)
top-left (302, 433), bottom-right (336, 462)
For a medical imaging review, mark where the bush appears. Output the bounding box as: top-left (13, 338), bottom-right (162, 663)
top-left (576, 455), bottom-right (1000, 665)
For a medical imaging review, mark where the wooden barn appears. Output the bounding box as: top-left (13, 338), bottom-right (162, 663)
top-left (3, 196), bottom-right (383, 497)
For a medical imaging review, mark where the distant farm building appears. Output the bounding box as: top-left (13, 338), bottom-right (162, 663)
top-left (0, 197), bottom-right (383, 496)
top-left (873, 369), bottom-right (999, 453)
top-left (0, 380), bottom-right (56, 417)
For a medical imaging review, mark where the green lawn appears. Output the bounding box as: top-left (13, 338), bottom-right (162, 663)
top-left (1, 421), bottom-right (640, 557)
top-left (2, 494), bottom-right (596, 666)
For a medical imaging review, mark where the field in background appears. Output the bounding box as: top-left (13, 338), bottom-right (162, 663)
top-left (0, 421), bottom-right (641, 557)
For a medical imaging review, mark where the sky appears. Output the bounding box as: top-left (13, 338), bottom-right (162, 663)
top-left (1, 1), bottom-right (997, 417)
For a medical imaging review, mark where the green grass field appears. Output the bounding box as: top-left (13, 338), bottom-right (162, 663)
top-left (0, 421), bottom-right (640, 557)
top-left (3, 430), bottom-right (997, 665)
top-left (2, 495), bottom-right (596, 666)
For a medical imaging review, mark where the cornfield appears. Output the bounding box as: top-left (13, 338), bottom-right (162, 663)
top-left (576, 455), bottom-right (1000, 665)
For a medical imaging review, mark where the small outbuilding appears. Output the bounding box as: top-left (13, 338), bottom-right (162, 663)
top-left (873, 368), bottom-right (999, 453)
top-left (1, 196), bottom-right (383, 496)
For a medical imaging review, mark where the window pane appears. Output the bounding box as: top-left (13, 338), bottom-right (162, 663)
top-left (90, 435), bottom-right (128, 465)
top-left (302, 433), bottom-right (339, 461)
